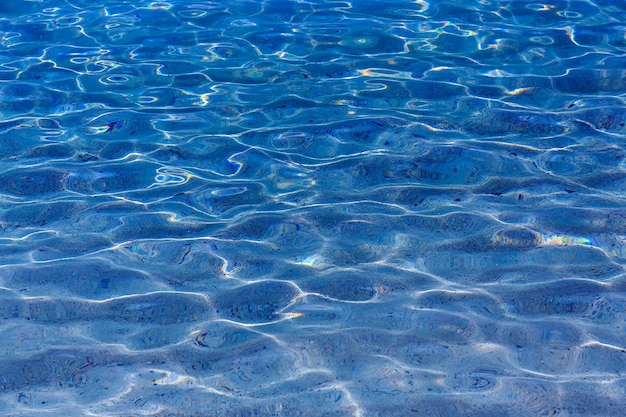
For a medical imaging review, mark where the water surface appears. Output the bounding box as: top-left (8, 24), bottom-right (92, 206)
top-left (1, 0), bottom-right (626, 416)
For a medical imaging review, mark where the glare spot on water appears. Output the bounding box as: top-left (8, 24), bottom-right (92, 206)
top-left (138, 95), bottom-right (159, 104)
top-left (503, 87), bottom-right (534, 96)
top-left (412, 0), bottom-right (429, 13)
top-left (526, 4), bottom-right (555, 11)
top-left (177, 10), bottom-right (208, 18)
top-left (148, 2), bottom-right (173, 10)
top-left (292, 255), bottom-right (330, 270)
top-left (358, 68), bottom-right (413, 79)
top-left (557, 10), bottom-right (583, 18)
top-left (281, 312), bottom-right (304, 320)
top-left (85, 125), bottom-right (113, 134)
top-left (539, 234), bottom-right (593, 247)
top-left (153, 167), bottom-right (195, 186)
top-left (69, 57), bottom-right (90, 64)
top-left (151, 370), bottom-right (195, 386)
top-left (529, 36), bottom-right (554, 45)
top-left (101, 75), bottom-right (130, 84)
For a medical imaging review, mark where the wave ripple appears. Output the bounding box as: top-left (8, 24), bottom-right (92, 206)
top-left (1, 0), bottom-right (626, 416)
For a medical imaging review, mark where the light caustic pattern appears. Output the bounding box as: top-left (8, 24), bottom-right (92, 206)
top-left (1, 0), bottom-right (626, 416)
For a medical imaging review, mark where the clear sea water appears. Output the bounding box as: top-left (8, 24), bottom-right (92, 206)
top-left (1, 0), bottom-right (625, 416)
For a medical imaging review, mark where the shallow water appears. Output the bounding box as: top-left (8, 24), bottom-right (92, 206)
top-left (1, 0), bottom-right (625, 416)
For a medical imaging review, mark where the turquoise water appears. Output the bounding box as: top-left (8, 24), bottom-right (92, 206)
top-left (1, 0), bottom-right (626, 415)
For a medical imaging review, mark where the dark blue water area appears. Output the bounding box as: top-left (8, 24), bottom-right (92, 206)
top-left (1, 0), bottom-right (626, 415)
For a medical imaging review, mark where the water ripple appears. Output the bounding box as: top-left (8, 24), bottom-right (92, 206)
top-left (1, 0), bottom-right (626, 416)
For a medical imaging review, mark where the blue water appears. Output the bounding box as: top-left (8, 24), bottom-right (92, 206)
top-left (1, 0), bottom-right (625, 415)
